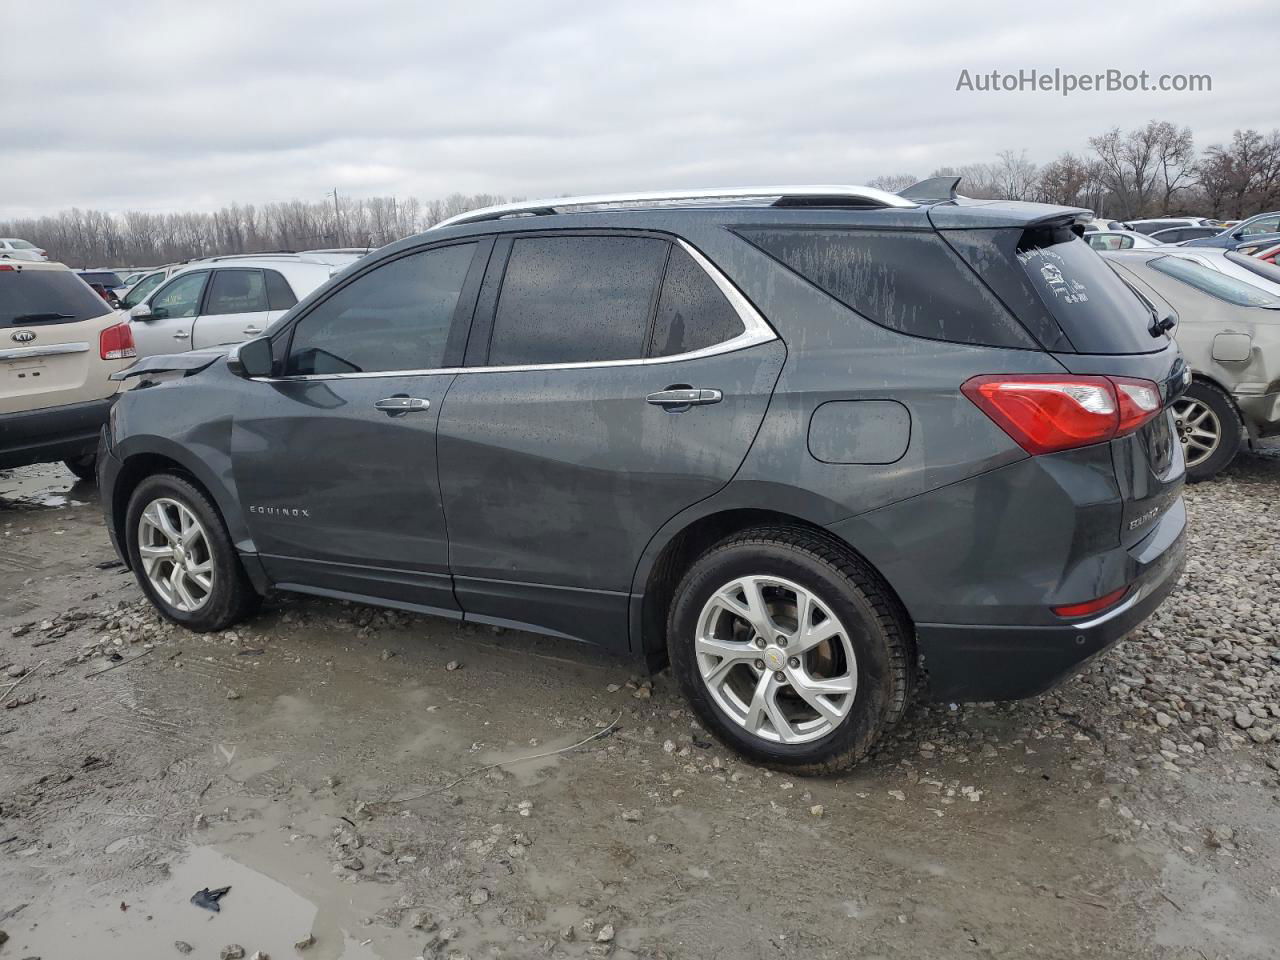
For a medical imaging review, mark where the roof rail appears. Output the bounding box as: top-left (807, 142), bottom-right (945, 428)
top-left (431, 185), bottom-right (917, 230)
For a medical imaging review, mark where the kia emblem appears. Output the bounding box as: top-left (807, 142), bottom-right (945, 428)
top-left (11, 329), bottom-right (36, 344)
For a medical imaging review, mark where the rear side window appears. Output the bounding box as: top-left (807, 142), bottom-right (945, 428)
top-left (1014, 224), bottom-right (1161, 353)
top-left (737, 227), bottom-right (1038, 349)
top-left (286, 243), bottom-right (476, 375)
top-left (0, 267), bottom-right (112, 327)
top-left (488, 235), bottom-right (667, 365)
top-left (649, 245), bottom-right (744, 357)
top-left (264, 270), bottom-right (297, 310)
top-left (205, 269), bottom-right (269, 315)
top-left (1150, 256), bottom-right (1280, 307)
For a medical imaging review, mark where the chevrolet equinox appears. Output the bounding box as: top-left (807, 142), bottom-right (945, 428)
top-left (100, 181), bottom-right (1189, 772)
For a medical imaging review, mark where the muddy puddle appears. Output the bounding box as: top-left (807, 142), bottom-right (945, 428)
top-left (8, 843), bottom-right (412, 958)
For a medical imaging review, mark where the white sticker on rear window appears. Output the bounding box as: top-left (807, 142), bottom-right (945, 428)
top-left (1018, 247), bottom-right (1090, 305)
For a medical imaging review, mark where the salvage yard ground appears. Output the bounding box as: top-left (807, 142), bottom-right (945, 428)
top-left (1, 448), bottom-right (1279, 960)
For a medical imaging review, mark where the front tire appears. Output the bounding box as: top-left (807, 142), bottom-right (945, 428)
top-left (125, 473), bottom-right (260, 632)
top-left (1175, 381), bottom-right (1242, 482)
top-left (667, 526), bottom-right (912, 775)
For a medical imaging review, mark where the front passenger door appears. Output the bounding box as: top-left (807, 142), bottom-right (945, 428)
top-left (130, 270), bottom-right (209, 357)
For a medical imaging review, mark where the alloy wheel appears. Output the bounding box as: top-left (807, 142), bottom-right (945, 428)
top-left (1172, 397), bottom-right (1220, 468)
top-left (137, 497), bottom-right (214, 612)
top-left (694, 575), bottom-right (857, 744)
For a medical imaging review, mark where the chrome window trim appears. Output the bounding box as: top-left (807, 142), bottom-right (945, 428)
top-left (260, 238), bottom-right (777, 383)
top-left (0, 342), bottom-right (91, 361)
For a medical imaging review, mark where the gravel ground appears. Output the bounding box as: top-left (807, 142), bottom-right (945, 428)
top-left (0, 444), bottom-right (1278, 959)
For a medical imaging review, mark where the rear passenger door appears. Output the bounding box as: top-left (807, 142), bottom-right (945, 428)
top-left (436, 232), bottom-right (785, 648)
top-left (192, 268), bottom-right (274, 349)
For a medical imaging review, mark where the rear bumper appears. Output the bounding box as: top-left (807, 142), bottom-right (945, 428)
top-left (915, 502), bottom-right (1187, 701)
top-left (0, 396), bottom-right (116, 469)
top-left (1234, 390), bottom-right (1280, 438)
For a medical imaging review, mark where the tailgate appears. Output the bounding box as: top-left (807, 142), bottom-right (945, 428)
top-left (1, 264), bottom-right (122, 414)
top-left (1053, 345), bottom-right (1189, 548)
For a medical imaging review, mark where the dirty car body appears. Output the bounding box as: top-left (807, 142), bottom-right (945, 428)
top-left (98, 185), bottom-right (1189, 771)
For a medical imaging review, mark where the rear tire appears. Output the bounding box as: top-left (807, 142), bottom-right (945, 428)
top-left (1175, 381), bottom-right (1241, 482)
top-left (64, 454), bottom-right (97, 483)
top-left (667, 525), bottom-right (912, 775)
top-left (125, 473), bottom-right (260, 632)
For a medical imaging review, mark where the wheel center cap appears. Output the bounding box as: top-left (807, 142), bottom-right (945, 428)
top-left (763, 647), bottom-right (787, 672)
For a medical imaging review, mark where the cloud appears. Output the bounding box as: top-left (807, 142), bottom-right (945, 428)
top-left (2, 0), bottom-right (1271, 217)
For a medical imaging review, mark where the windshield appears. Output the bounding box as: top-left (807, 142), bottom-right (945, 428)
top-left (0, 267), bottom-right (113, 326)
top-left (1150, 256), bottom-right (1280, 308)
top-left (1017, 223), bottom-right (1164, 353)
top-left (10, 239), bottom-right (37, 250)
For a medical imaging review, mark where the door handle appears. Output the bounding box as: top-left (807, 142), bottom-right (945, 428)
top-left (243, 326), bottom-right (262, 336)
top-left (646, 387), bottom-right (723, 407)
top-left (374, 396), bottom-right (430, 415)
top-left (173, 330), bottom-right (190, 340)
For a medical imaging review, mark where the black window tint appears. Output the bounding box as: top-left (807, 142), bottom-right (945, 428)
top-left (1149, 256), bottom-right (1280, 307)
top-left (264, 270), bottom-right (297, 310)
top-left (286, 243), bottom-right (475, 376)
top-left (205, 270), bottom-right (269, 316)
top-left (738, 227), bottom-right (1038, 349)
top-left (0, 267), bottom-right (112, 327)
top-left (78, 271), bottom-right (123, 287)
top-left (649, 245), bottom-right (744, 357)
top-left (488, 235), bottom-right (667, 366)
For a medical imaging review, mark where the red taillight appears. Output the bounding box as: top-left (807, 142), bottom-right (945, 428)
top-left (100, 322), bottom-right (136, 361)
top-left (1052, 586), bottom-right (1129, 619)
top-left (0, 264), bottom-right (15, 272)
top-left (961, 374), bottom-right (1163, 455)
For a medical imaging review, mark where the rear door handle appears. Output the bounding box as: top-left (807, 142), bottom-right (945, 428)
top-left (646, 388), bottom-right (723, 407)
top-left (173, 330), bottom-right (190, 340)
top-left (375, 396), bottom-right (430, 415)
top-left (243, 326), bottom-right (263, 336)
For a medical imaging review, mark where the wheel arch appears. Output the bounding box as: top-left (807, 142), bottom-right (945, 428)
top-left (110, 436), bottom-right (255, 567)
top-left (629, 499), bottom-right (912, 669)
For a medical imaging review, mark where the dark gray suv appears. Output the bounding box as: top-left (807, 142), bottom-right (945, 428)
top-left (99, 183), bottom-right (1189, 772)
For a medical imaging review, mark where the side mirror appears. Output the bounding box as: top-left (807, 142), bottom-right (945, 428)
top-left (129, 303), bottom-right (154, 320)
top-left (226, 336), bottom-right (275, 379)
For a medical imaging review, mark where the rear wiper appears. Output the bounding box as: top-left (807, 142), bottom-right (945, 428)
top-left (10, 312), bottom-right (76, 323)
top-left (1150, 313), bottom-right (1176, 336)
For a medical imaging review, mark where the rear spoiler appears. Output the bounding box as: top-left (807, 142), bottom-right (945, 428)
top-left (110, 348), bottom-right (227, 381)
top-left (898, 176), bottom-right (962, 202)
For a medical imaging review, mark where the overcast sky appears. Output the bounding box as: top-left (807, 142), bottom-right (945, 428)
top-left (3, 0), bottom-right (1272, 219)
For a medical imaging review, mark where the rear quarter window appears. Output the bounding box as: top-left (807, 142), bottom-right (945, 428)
top-left (0, 267), bottom-right (113, 327)
top-left (736, 227), bottom-right (1038, 349)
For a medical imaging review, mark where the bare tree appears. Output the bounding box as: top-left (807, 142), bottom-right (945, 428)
top-left (1196, 128), bottom-right (1280, 218)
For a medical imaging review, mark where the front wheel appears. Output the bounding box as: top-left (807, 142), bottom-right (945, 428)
top-left (667, 526), bottom-right (912, 775)
top-left (125, 473), bottom-right (260, 632)
top-left (1174, 381), bottom-right (1242, 482)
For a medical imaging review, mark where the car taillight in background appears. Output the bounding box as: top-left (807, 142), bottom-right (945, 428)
top-left (962, 374), bottom-right (1163, 455)
top-left (100, 322), bottom-right (137, 361)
